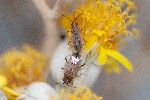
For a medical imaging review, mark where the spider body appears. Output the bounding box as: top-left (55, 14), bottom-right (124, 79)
top-left (62, 53), bottom-right (85, 86)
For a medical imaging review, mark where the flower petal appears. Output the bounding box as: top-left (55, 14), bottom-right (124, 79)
top-left (60, 14), bottom-right (73, 30)
top-left (0, 75), bottom-right (7, 88)
top-left (97, 47), bottom-right (107, 64)
top-left (84, 34), bottom-right (99, 50)
top-left (106, 49), bottom-right (133, 72)
top-left (2, 87), bottom-right (20, 97)
top-left (91, 29), bottom-right (105, 37)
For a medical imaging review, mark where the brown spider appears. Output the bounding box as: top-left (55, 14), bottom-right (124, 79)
top-left (61, 53), bottom-right (85, 86)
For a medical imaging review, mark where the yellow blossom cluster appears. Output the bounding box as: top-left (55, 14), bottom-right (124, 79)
top-left (60, 0), bottom-right (139, 73)
top-left (0, 45), bottom-right (47, 99)
top-left (60, 86), bottom-right (103, 100)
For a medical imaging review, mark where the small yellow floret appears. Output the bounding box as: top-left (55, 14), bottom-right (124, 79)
top-left (0, 45), bottom-right (47, 88)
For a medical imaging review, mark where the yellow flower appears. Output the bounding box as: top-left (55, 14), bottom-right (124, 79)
top-left (60, 86), bottom-right (103, 100)
top-left (0, 45), bottom-right (48, 99)
top-left (60, 0), bottom-right (139, 73)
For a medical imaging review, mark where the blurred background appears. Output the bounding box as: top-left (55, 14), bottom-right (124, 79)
top-left (0, 0), bottom-right (149, 100)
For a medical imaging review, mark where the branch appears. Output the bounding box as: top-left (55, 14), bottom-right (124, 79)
top-left (32, 0), bottom-right (53, 19)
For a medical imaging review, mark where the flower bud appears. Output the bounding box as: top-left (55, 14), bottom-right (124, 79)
top-left (17, 82), bottom-right (58, 100)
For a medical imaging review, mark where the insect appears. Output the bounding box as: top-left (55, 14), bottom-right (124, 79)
top-left (61, 53), bottom-right (85, 86)
top-left (61, 13), bottom-right (85, 53)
